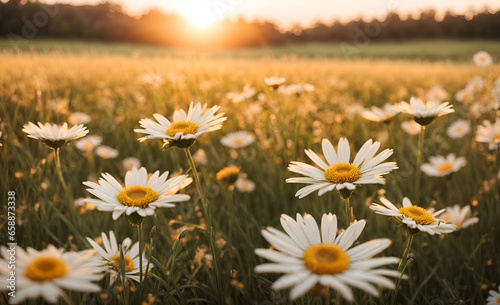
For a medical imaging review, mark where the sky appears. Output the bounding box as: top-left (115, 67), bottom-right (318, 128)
top-left (43, 0), bottom-right (500, 29)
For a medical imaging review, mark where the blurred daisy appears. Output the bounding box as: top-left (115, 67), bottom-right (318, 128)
top-left (362, 103), bottom-right (399, 124)
top-left (287, 138), bottom-right (397, 199)
top-left (226, 84), bottom-right (257, 103)
top-left (235, 177), bottom-right (256, 192)
top-left (455, 88), bottom-right (475, 103)
top-left (427, 85), bottom-right (449, 102)
top-left (137, 72), bottom-right (164, 88)
top-left (487, 286), bottom-right (500, 305)
top-left (420, 154), bottom-right (466, 177)
top-left (394, 97), bottom-right (454, 126)
top-left (122, 157), bottom-right (141, 171)
top-left (68, 112), bottom-right (91, 125)
top-left (193, 148), bottom-right (207, 165)
top-left (96, 145), bottom-right (118, 159)
top-left (75, 135), bottom-right (103, 152)
top-left (346, 104), bottom-right (365, 117)
top-left (473, 51), bottom-right (492, 67)
top-left (447, 120), bottom-right (470, 139)
top-left (86, 231), bottom-right (150, 284)
top-left (441, 204), bottom-right (478, 230)
top-left (0, 245), bottom-right (102, 304)
top-left (83, 167), bottom-right (190, 221)
top-left (254, 213), bottom-right (401, 301)
top-left (22, 122), bottom-right (88, 149)
top-left (221, 131), bottom-right (255, 149)
top-left (476, 118), bottom-right (500, 150)
top-left (282, 83), bottom-right (315, 96)
top-left (466, 76), bottom-right (484, 92)
top-left (370, 197), bottom-right (456, 235)
top-left (401, 120), bottom-right (421, 136)
top-left (264, 76), bottom-right (286, 90)
top-left (216, 166), bottom-right (240, 184)
top-left (134, 102), bottom-right (227, 149)
top-left (74, 197), bottom-right (97, 213)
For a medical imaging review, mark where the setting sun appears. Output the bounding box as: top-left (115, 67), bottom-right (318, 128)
top-left (180, 0), bottom-right (219, 28)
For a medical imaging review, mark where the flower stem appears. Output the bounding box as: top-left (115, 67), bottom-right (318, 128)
top-left (54, 148), bottom-right (67, 190)
top-left (184, 147), bottom-right (223, 297)
top-left (414, 126), bottom-right (425, 204)
top-left (344, 198), bottom-right (352, 225)
top-left (292, 95), bottom-right (300, 161)
top-left (137, 223), bottom-right (143, 283)
top-left (391, 232), bottom-right (415, 305)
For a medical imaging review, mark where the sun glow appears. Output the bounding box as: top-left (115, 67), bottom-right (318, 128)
top-left (180, 1), bottom-right (219, 28)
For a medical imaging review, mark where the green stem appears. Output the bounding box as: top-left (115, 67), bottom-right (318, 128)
top-left (54, 148), bottom-right (67, 190)
top-left (292, 95), bottom-right (300, 161)
top-left (344, 198), bottom-right (352, 225)
top-left (138, 223), bottom-right (143, 283)
top-left (184, 147), bottom-right (223, 297)
top-left (228, 187), bottom-right (235, 241)
top-left (414, 126), bottom-right (425, 204)
top-left (274, 90), bottom-right (289, 164)
top-left (391, 233), bottom-right (415, 305)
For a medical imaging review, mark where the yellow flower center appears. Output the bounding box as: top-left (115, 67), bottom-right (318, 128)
top-left (216, 166), bottom-right (240, 181)
top-left (116, 185), bottom-right (159, 208)
top-left (324, 163), bottom-right (361, 184)
top-left (399, 206), bottom-right (436, 225)
top-left (110, 253), bottom-right (135, 272)
top-left (303, 244), bottom-right (350, 274)
top-left (83, 142), bottom-right (93, 150)
top-left (233, 139), bottom-right (243, 146)
top-left (492, 134), bottom-right (500, 142)
top-left (455, 127), bottom-right (463, 132)
top-left (437, 162), bottom-right (453, 173)
top-left (497, 296), bottom-right (500, 303)
top-left (166, 121), bottom-right (199, 137)
top-left (25, 257), bottom-right (68, 281)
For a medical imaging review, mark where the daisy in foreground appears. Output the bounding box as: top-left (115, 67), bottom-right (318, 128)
top-left (287, 138), bottom-right (398, 199)
top-left (83, 167), bottom-right (190, 222)
top-left (487, 286), bottom-right (500, 305)
top-left (370, 197), bottom-right (456, 235)
top-left (393, 97), bottom-right (454, 126)
top-left (254, 213), bottom-right (402, 301)
top-left (86, 231), bottom-right (151, 284)
top-left (420, 153), bottom-right (467, 177)
top-left (134, 102), bottom-right (227, 149)
top-left (0, 245), bottom-right (102, 304)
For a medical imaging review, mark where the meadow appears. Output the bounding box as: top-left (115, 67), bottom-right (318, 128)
top-left (0, 40), bottom-right (499, 305)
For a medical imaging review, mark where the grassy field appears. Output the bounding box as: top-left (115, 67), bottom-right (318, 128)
top-left (0, 41), bottom-right (499, 305)
top-left (1, 39), bottom-right (500, 61)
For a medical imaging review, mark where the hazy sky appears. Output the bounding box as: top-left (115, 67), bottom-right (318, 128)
top-left (44, 0), bottom-right (500, 29)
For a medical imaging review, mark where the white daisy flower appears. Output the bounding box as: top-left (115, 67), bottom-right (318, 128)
top-left (75, 135), bottom-right (103, 152)
top-left (0, 245), bottom-right (102, 304)
top-left (226, 84), bottom-right (257, 103)
top-left (487, 286), bottom-right (500, 305)
top-left (83, 167), bottom-right (191, 221)
top-left (401, 120), bottom-right (421, 136)
top-left (441, 204), bottom-right (478, 230)
top-left (86, 231), bottom-right (151, 284)
top-left (193, 148), bottom-right (208, 165)
top-left (370, 197), bottom-right (456, 235)
top-left (345, 103), bottom-right (365, 117)
top-left (255, 213), bottom-right (401, 301)
top-left (282, 83), bottom-right (315, 96)
top-left (287, 138), bottom-right (398, 199)
top-left (220, 131), bottom-right (255, 149)
top-left (68, 112), bottom-right (91, 125)
top-left (420, 154), bottom-right (467, 177)
top-left (95, 145), bottom-right (119, 159)
top-left (393, 97), bottom-right (454, 126)
top-left (122, 157), bottom-right (141, 171)
top-left (235, 177), bottom-right (256, 192)
top-left (447, 120), bottom-right (470, 139)
top-left (465, 76), bottom-right (484, 92)
top-left (454, 88), bottom-right (475, 103)
top-left (134, 102), bottom-right (227, 148)
top-left (22, 122), bottom-right (89, 149)
top-left (362, 103), bottom-right (399, 123)
top-left (427, 85), bottom-right (449, 102)
top-left (476, 118), bottom-right (500, 150)
top-left (473, 51), bottom-right (492, 67)
top-left (264, 76), bottom-right (286, 90)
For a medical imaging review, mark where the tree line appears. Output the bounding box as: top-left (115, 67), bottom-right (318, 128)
top-left (1, 0), bottom-right (500, 48)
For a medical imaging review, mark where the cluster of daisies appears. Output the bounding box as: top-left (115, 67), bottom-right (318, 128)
top-left (1, 50), bottom-right (497, 304)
